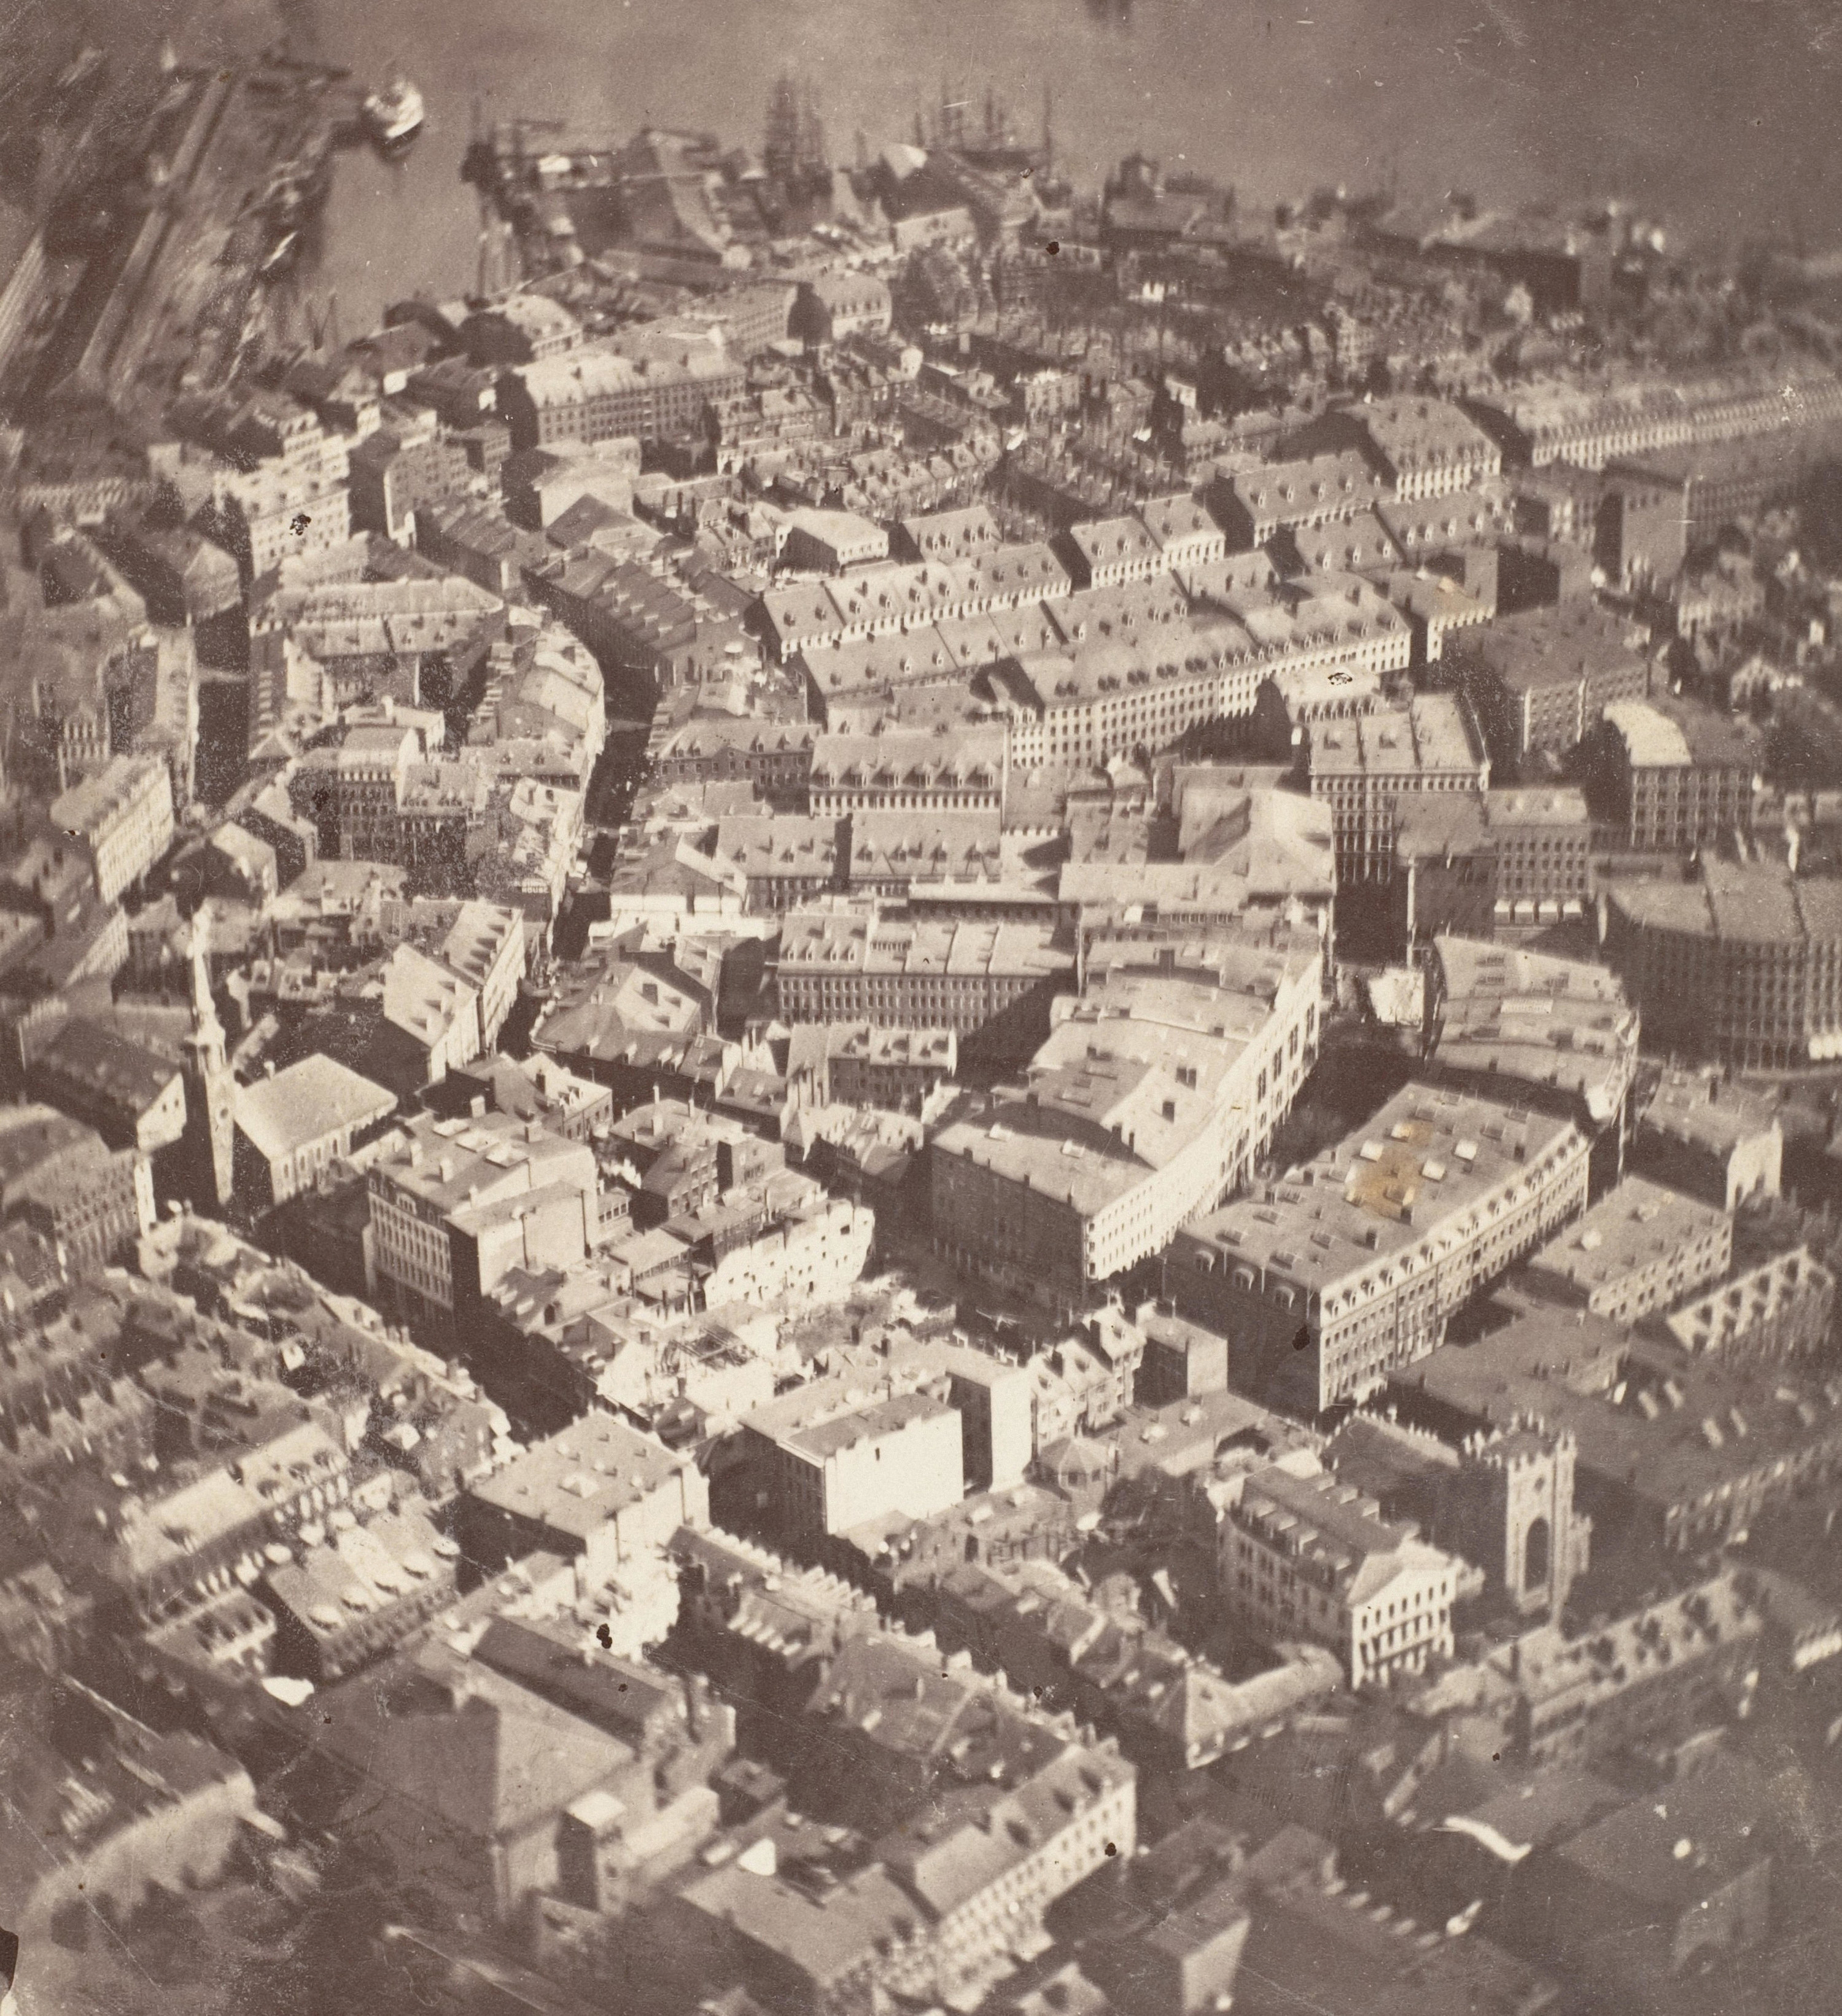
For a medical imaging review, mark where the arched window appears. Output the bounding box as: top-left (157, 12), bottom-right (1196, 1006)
top-left (1524, 1516), bottom-right (1551, 1593)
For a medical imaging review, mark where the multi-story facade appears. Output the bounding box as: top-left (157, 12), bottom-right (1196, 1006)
top-left (1524, 1174), bottom-right (1732, 1325)
top-left (741, 1380), bottom-right (965, 1538)
top-left (1220, 1460), bottom-right (1459, 1685)
top-left (790, 271), bottom-right (893, 344)
top-left (1350, 394), bottom-right (1503, 499)
top-left (287, 724), bottom-right (420, 860)
top-left (49, 754), bottom-right (175, 905)
top-left (1489, 1571), bottom-right (1763, 1766)
top-left (367, 1109), bottom-right (599, 1336)
top-left (1587, 699), bottom-right (1763, 852)
top-left (1604, 862), bottom-right (1842, 1070)
top-left (1634, 1070), bottom-right (1782, 1210)
top-left (1486, 786), bottom-right (1595, 916)
top-left (823, 1024), bottom-right (958, 1110)
top-left (461, 1412), bottom-right (708, 1588)
top-left (1458, 603), bottom-right (1654, 766)
top-left (1305, 693), bottom-right (1490, 883)
top-left (931, 932), bottom-right (1324, 1295)
top-left (697, 1189), bottom-right (877, 1313)
top-left (806, 727), bottom-right (1006, 817)
top-left (717, 815), bottom-right (844, 909)
top-left (1211, 450), bottom-right (1391, 549)
top-left (1064, 515), bottom-right (1167, 589)
top-left (498, 346), bottom-right (746, 451)
top-left (1469, 360), bottom-right (1842, 470)
top-left (436, 900), bottom-right (527, 1056)
top-left (0, 1104), bottom-right (153, 1272)
top-left (774, 907), bottom-right (1073, 1033)
top-left (1174, 1081), bottom-right (1592, 1411)
top-left (172, 388), bottom-right (353, 580)
top-left (759, 545), bottom-right (1073, 662)
top-left (1662, 1245), bottom-right (1835, 1364)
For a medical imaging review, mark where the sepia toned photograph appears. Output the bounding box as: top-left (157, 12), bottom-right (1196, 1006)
top-left (0, 1), bottom-right (1840, 2011)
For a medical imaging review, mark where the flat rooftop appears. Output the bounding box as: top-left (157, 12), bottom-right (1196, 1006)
top-left (1182, 1081), bottom-right (1584, 1297)
top-left (1526, 1175), bottom-right (1728, 1299)
top-left (467, 1411), bottom-right (690, 1539)
top-left (1308, 693), bottom-right (1484, 780)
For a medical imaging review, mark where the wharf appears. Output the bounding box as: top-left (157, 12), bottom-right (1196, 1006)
top-left (37, 59), bottom-right (354, 419)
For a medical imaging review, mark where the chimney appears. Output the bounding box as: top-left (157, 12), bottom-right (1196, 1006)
top-left (470, 1094), bottom-right (487, 1118)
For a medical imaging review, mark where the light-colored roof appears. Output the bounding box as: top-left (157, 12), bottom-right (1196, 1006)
top-left (1601, 699), bottom-right (1692, 768)
top-left (1526, 1174), bottom-right (1729, 1299)
top-left (1308, 693), bottom-right (1486, 781)
top-left (467, 1411), bottom-right (694, 1540)
top-left (1430, 936), bottom-right (1639, 1126)
top-left (235, 1054), bottom-right (396, 1163)
top-left (1181, 1080), bottom-right (1585, 1298)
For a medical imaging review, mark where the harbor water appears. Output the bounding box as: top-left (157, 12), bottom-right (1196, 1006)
top-left (228, 0), bottom-right (1842, 337)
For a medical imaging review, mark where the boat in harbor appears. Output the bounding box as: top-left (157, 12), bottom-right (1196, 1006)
top-left (361, 78), bottom-right (425, 151)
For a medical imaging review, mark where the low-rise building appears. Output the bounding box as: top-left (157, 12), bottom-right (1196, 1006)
top-left (461, 1411), bottom-right (708, 1587)
top-left (1348, 394), bottom-right (1503, 500)
top-left (263, 1496), bottom-right (458, 1682)
top-left (1523, 1175), bottom-right (1731, 1326)
top-left (1660, 1243), bottom-right (1835, 1364)
top-left (1211, 451), bottom-right (1391, 550)
top-left (821, 1023), bottom-right (958, 1110)
top-left (1423, 937), bottom-right (1640, 1135)
top-left (1220, 1458), bottom-right (1460, 1685)
top-left (653, 718), bottom-right (816, 807)
top-left (1507, 1751), bottom-right (1772, 1995)
top-left (1485, 1570), bottom-right (1763, 1766)
top-left (28, 1018), bottom-right (187, 1159)
top-left (1634, 1070), bottom-right (1782, 1209)
top-left (232, 1054), bottom-right (397, 1208)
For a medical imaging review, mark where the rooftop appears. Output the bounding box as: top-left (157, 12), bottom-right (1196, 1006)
top-left (235, 1054), bottom-right (397, 1164)
top-left (1183, 1081), bottom-right (1584, 1297)
top-left (467, 1412), bottom-right (693, 1540)
top-left (1429, 937), bottom-right (1639, 1127)
top-left (1308, 693), bottom-right (1486, 781)
top-left (1526, 1175), bottom-right (1729, 1301)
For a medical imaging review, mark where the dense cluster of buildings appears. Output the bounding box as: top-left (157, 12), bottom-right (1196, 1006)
top-left (4, 55), bottom-right (1842, 2016)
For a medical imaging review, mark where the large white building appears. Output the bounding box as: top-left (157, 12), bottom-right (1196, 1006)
top-left (1221, 1458), bottom-right (1460, 1685)
top-left (1175, 1080), bottom-right (1591, 1411)
top-left (742, 1379), bottom-right (966, 1538)
top-left (931, 927), bottom-right (1325, 1297)
top-left (368, 1110), bottom-right (600, 1334)
top-left (50, 755), bottom-right (175, 905)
